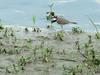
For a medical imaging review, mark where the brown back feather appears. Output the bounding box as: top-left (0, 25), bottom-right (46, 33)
top-left (57, 17), bottom-right (70, 25)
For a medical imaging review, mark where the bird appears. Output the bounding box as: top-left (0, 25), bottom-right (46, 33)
top-left (51, 16), bottom-right (77, 30)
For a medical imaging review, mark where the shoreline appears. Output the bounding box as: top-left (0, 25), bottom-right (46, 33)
top-left (1, 24), bottom-right (100, 33)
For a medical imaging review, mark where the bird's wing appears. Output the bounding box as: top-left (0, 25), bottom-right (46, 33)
top-left (57, 18), bottom-right (70, 24)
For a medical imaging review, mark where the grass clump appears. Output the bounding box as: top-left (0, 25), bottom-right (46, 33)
top-left (32, 27), bottom-right (41, 32)
top-left (17, 56), bottom-right (33, 70)
top-left (32, 16), bottom-right (42, 32)
top-left (41, 47), bottom-right (53, 63)
top-left (0, 25), bottom-right (4, 30)
top-left (24, 28), bottom-right (29, 32)
top-left (95, 32), bottom-right (100, 39)
top-left (55, 31), bottom-right (65, 41)
top-left (62, 65), bottom-right (83, 75)
top-left (72, 27), bottom-right (83, 34)
top-left (75, 38), bottom-right (100, 75)
top-left (0, 19), bottom-right (4, 31)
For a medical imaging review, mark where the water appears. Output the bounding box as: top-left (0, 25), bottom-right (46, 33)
top-left (0, 0), bottom-right (100, 32)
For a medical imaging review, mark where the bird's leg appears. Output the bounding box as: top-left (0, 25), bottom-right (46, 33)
top-left (49, 22), bottom-right (53, 29)
top-left (51, 21), bottom-right (53, 27)
top-left (60, 25), bottom-right (64, 31)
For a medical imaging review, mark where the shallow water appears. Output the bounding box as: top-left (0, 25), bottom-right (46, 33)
top-left (0, 0), bottom-right (100, 31)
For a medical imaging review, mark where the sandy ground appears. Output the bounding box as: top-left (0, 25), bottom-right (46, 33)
top-left (0, 26), bottom-right (100, 75)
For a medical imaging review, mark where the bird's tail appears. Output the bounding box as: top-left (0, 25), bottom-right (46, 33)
top-left (70, 22), bottom-right (77, 24)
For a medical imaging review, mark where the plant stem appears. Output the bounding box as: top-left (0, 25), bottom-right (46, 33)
top-left (87, 16), bottom-right (99, 33)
